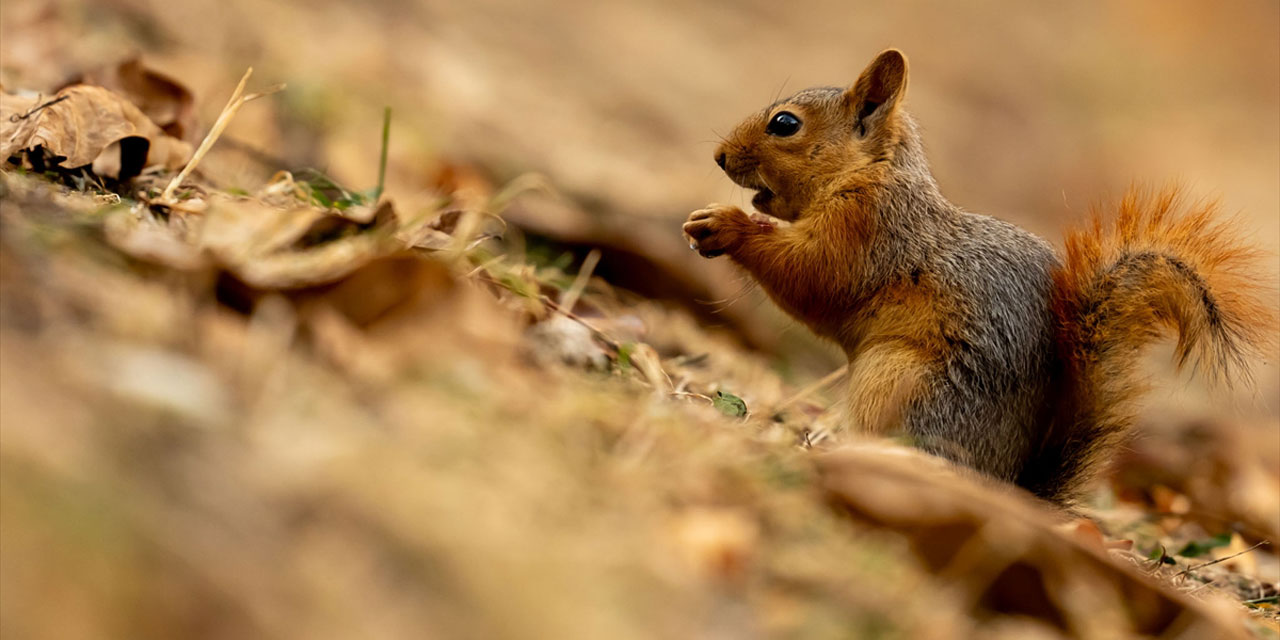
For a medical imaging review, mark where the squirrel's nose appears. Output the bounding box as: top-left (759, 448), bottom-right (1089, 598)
top-left (715, 152), bottom-right (727, 169)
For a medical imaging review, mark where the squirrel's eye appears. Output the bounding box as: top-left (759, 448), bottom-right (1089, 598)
top-left (766, 111), bottom-right (801, 137)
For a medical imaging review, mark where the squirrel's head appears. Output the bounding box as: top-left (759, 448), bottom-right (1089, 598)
top-left (714, 49), bottom-right (910, 221)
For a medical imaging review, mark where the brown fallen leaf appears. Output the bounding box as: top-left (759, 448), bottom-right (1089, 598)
top-left (398, 208), bottom-right (504, 252)
top-left (103, 206), bottom-right (208, 271)
top-left (65, 57), bottom-right (197, 141)
top-left (818, 443), bottom-right (1252, 639)
top-left (210, 221), bottom-right (400, 290)
top-left (1, 85), bottom-right (191, 179)
top-left (294, 252), bottom-right (456, 328)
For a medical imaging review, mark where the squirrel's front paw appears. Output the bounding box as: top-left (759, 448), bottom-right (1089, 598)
top-left (683, 204), bottom-right (751, 258)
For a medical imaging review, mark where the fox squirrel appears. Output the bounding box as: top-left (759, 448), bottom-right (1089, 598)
top-left (683, 49), bottom-right (1275, 504)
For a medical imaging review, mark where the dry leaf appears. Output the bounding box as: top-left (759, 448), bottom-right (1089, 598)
top-left (65, 57), bottom-right (197, 141)
top-left (103, 207), bottom-right (208, 271)
top-left (198, 195), bottom-right (406, 289)
top-left (1, 85), bottom-right (191, 179)
top-left (818, 444), bottom-right (1251, 639)
top-left (294, 253), bottom-right (456, 328)
top-left (199, 198), bottom-right (326, 258)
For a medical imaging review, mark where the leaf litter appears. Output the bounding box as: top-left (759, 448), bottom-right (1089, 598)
top-left (0, 55), bottom-right (1277, 640)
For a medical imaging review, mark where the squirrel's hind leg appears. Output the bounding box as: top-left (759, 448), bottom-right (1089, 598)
top-left (845, 342), bottom-right (932, 435)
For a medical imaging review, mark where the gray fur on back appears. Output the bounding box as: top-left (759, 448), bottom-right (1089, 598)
top-left (906, 213), bottom-right (1060, 479)
top-left (870, 114), bottom-right (1062, 480)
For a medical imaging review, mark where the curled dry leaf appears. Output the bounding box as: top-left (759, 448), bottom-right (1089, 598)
top-left (818, 444), bottom-right (1252, 639)
top-left (101, 188), bottom-right (421, 291)
top-left (400, 209), bottom-right (506, 252)
top-left (1, 85), bottom-right (191, 179)
top-left (103, 207), bottom-right (208, 271)
top-left (65, 57), bottom-right (197, 141)
top-left (198, 197), bottom-right (327, 258)
top-left (201, 199), bottom-right (402, 290)
top-left (336, 200), bottom-right (397, 225)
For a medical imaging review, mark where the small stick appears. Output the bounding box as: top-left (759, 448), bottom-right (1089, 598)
top-left (9, 94), bottom-right (68, 122)
top-left (671, 391), bottom-right (714, 405)
top-left (1180, 541), bottom-right (1269, 576)
top-left (773, 364), bottom-right (848, 413)
top-left (539, 295), bottom-right (619, 351)
top-left (559, 249), bottom-right (600, 314)
top-left (1183, 578), bottom-right (1218, 596)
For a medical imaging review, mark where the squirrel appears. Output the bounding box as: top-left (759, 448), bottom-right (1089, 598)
top-left (683, 49), bottom-right (1275, 504)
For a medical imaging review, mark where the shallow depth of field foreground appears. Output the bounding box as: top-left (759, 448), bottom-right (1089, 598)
top-left (1, 2), bottom-right (1278, 639)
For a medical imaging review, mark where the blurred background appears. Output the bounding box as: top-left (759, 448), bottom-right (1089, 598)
top-left (7, 0), bottom-right (1277, 351)
top-left (9, 0), bottom-right (1278, 223)
top-left (2, 1), bottom-right (1278, 638)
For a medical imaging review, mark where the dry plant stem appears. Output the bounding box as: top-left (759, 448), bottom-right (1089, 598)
top-left (467, 254), bottom-right (505, 278)
top-left (560, 249), bottom-right (600, 314)
top-left (1184, 578), bottom-right (1218, 596)
top-left (9, 94), bottom-right (68, 122)
top-left (773, 364), bottom-right (849, 413)
top-left (160, 68), bottom-right (285, 202)
top-left (1180, 541), bottom-right (1269, 576)
top-left (671, 391), bottom-right (714, 405)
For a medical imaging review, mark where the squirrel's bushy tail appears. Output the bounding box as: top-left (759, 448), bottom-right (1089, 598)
top-left (1019, 186), bottom-right (1275, 504)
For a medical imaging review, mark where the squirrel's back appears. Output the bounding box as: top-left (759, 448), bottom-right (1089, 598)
top-left (686, 48), bottom-right (1275, 504)
top-left (901, 212), bottom-right (1060, 481)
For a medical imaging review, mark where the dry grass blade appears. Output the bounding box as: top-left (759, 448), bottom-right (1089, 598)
top-left (772, 364), bottom-right (848, 413)
top-left (1180, 541), bottom-right (1270, 576)
top-left (159, 68), bottom-right (284, 202)
top-left (559, 248), bottom-right (600, 314)
top-left (630, 343), bottom-right (673, 393)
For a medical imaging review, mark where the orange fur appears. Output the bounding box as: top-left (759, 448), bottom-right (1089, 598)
top-left (1024, 187), bottom-right (1279, 500)
top-left (1055, 187), bottom-right (1275, 381)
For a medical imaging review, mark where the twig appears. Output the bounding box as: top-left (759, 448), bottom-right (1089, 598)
top-left (539, 295), bottom-right (620, 351)
top-left (1183, 578), bottom-right (1218, 596)
top-left (773, 364), bottom-right (848, 413)
top-left (160, 68), bottom-right (284, 202)
top-left (467, 254), bottom-right (505, 278)
top-left (1180, 541), bottom-right (1269, 576)
top-left (9, 94), bottom-right (68, 122)
top-left (559, 249), bottom-right (600, 314)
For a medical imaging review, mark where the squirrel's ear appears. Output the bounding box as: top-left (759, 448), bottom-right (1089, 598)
top-left (845, 49), bottom-right (909, 136)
